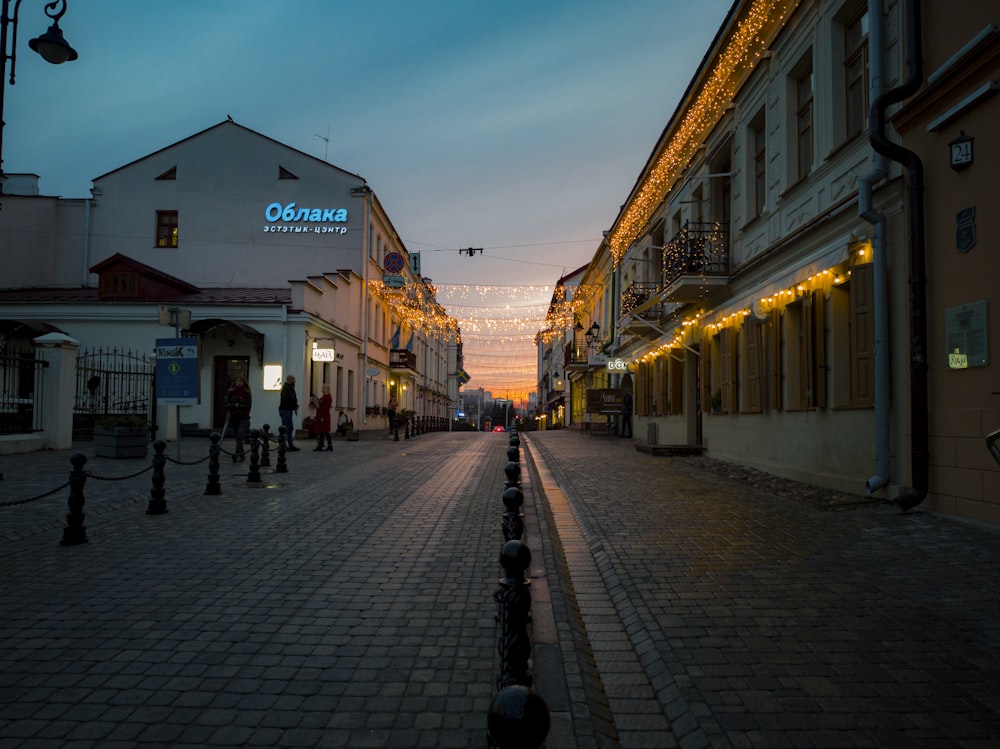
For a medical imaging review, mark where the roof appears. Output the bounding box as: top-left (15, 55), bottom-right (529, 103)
top-left (92, 119), bottom-right (365, 185)
top-left (89, 253), bottom-right (201, 293)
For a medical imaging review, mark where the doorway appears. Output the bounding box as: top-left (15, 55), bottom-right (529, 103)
top-left (213, 356), bottom-right (250, 429)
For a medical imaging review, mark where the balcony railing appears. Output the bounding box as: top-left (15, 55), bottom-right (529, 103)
top-left (621, 281), bottom-right (662, 316)
top-left (662, 221), bottom-right (729, 287)
top-left (563, 339), bottom-right (589, 368)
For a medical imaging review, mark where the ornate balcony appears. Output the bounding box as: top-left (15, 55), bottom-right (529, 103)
top-left (662, 221), bottom-right (730, 302)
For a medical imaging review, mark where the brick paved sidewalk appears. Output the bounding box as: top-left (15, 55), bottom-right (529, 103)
top-left (1, 432), bottom-right (594, 748)
top-left (524, 429), bottom-right (1000, 749)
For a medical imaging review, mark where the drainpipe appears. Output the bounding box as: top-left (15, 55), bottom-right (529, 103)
top-left (861, 0), bottom-right (890, 495)
top-left (868, 0), bottom-right (928, 511)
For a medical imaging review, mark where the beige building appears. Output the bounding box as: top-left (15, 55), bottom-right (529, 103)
top-left (891, 2), bottom-right (1000, 522)
top-left (545, 0), bottom-right (1000, 524)
top-left (547, 0), bottom-right (914, 495)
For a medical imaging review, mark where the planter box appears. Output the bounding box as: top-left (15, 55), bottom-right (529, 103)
top-left (94, 426), bottom-right (149, 459)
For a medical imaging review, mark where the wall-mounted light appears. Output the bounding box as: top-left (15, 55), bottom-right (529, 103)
top-left (263, 365), bottom-right (283, 390)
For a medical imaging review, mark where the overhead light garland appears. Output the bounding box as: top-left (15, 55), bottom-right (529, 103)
top-left (633, 241), bottom-right (871, 364)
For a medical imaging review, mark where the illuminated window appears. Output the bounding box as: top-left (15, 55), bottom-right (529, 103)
top-left (156, 210), bottom-right (178, 248)
top-left (844, 8), bottom-right (870, 139)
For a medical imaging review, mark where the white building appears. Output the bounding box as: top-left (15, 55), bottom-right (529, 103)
top-left (0, 120), bottom-right (459, 444)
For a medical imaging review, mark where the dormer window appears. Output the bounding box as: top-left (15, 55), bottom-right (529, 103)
top-left (99, 271), bottom-right (139, 298)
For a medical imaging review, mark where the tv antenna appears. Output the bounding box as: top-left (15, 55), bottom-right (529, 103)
top-left (314, 127), bottom-right (330, 162)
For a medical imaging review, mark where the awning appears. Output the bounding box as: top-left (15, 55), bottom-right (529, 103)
top-left (0, 319), bottom-right (67, 343)
top-left (187, 318), bottom-right (264, 366)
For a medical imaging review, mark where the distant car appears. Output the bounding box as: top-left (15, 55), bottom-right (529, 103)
top-left (492, 425), bottom-right (506, 432)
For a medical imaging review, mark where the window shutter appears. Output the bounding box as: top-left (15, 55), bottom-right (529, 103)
top-left (798, 297), bottom-right (814, 408)
top-left (743, 317), bottom-right (763, 413)
top-left (701, 332), bottom-right (712, 413)
top-left (850, 263), bottom-right (874, 405)
top-left (812, 289), bottom-right (826, 408)
top-left (768, 309), bottom-right (782, 411)
top-left (721, 328), bottom-right (737, 413)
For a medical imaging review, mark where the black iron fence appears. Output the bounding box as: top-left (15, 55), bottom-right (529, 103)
top-left (73, 347), bottom-right (155, 440)
top-left (0, 349), bottom-right (47, 435)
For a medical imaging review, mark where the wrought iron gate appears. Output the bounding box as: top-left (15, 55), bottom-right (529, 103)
top-left (73, 347), bottom-right (155, 440)
top-left (0, 348), bottom-right (47, 435)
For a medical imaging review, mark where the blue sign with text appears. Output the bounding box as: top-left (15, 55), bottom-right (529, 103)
top-left (155, 338), bottom-right (200, 405)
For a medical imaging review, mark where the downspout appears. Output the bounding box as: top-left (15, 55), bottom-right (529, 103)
top-left (868, 0), bottom-right (928, 511)
top-left (862, 0), bottom-right (890, 495)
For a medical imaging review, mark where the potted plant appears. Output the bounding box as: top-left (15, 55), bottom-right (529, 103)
top-left (94, 415), bottom-right (150, 458)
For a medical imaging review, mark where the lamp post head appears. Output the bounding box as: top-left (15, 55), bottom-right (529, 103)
top-left (29, 22), bottom-right (78, 64)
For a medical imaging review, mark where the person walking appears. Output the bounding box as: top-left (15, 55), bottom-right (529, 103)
top-left (621, 390), bottom-right (633, 438)
top-left (224, 376), bottom-right (252, 462)
top-left (279, 375), bottom-right (300, 451)
top-left (313, 385), bottom-right (333, 451)
top-left (387, 396), bottom-right (398, 441)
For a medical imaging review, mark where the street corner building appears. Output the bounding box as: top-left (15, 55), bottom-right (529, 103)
top-left (0, 120), bottom-right (462, 451)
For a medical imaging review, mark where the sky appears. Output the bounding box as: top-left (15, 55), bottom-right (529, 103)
top-left (3, 0), bottom-right (733, 401)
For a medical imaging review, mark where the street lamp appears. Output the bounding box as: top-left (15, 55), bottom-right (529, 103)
top-left (0, 0), bottom-right (77, 196)
top-left (585, 321), bottom-right (601, 351)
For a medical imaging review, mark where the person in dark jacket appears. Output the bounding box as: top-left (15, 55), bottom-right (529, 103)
top-left (313, 385), bottom-right (333, 451)
top-left (279, 375), bottom-right (300, 451)
top-left (225, 376), bottom-right (252, 462)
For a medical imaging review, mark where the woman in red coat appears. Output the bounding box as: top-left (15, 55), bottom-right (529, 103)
top-left (313, 384), bottom-right (333, 451)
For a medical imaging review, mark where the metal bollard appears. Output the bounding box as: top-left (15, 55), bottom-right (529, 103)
top-left (205, 432), bottom-right (222, 495)
top-left (508, 434), bottom-right (520, 449)
top-left (487, 684), bottom-right (550, 749)
top-left (275, 426), bottom-right (289, 474)
top-left (504, 461), bottom-right (521, 488)
top-left (260, 424), bottom-right (272, 467)
top-left (60, 453), bottom-right (89, 546)
top-left (494, 539), bottom-right (532, 690)
top-left (506, 445), bottom-right (519, 463)
top-left (146, 440), bottom-right (168, 515)
top-left (247, 429), bottom-right (262, 483)
top-left (502, 486), bottom-right (524, 542)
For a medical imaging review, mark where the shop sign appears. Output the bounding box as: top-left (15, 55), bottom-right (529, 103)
top-left (312, 346), bottom-right (336, 362)
top-left (586, 388), bottom-right (624, 415)
top-left (155, 338), bottom-right (200, 405)
top-left (263, 202), bottom-right (349, 235)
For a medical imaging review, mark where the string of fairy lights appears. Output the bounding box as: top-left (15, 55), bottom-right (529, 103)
top-left (369, 0), bottom-right (805, 402)
top-left (607, 0), bottom-right (800, 264)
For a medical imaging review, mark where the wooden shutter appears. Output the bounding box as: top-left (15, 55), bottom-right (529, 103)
top-left (742, 317), bottom-right (763, 413)
top-left (850, 263), bottom-right (874, 406)
top-left (768, 309), bottom-right (782, 411)
top-left (812, 289), bottom-right (826, 408)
